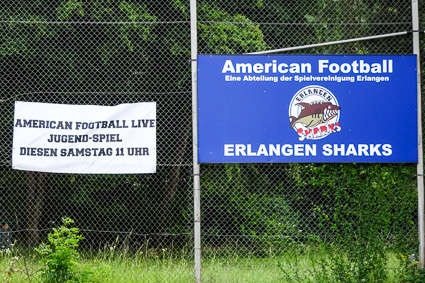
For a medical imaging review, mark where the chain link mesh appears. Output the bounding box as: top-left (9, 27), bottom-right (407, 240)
top-left (0, 1), bottom-right (422, 282)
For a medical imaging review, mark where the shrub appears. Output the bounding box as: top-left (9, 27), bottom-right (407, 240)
top-left (35, 217), bottom-right (84, 282)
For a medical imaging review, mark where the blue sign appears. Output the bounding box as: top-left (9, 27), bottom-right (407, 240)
top-left (198, 55), bottom-right (418, 163)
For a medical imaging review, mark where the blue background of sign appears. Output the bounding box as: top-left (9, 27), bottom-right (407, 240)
top-left (198, 55), bottom-right (418, 163)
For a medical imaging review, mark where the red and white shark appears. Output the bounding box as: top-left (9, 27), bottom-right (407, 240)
top-left (289, 101), bottom-right (341, 129)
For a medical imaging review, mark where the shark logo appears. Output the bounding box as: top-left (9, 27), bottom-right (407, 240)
top-left (289, 85), bottom-right (341, 141)
top-left (289, 101), bottom-right (341, 128)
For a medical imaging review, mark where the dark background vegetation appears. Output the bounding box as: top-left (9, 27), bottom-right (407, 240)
top-left (0, 0), bottom-right (420, 255)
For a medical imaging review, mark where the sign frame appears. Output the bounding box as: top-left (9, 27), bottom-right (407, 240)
top-left (197, 54), bottom-right (418, 163)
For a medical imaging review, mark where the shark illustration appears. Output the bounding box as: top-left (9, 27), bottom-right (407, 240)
top-left (289, 101), bottom-right (341, 128)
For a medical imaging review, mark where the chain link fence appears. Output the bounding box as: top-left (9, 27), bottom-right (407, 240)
top-left (0, 1), bottom-right (422, 282)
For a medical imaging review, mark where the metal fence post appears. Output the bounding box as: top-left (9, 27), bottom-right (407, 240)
top-left (190, 0), bottom-right (201, 281)
top-left (412, 0), bottom-right (425, 269)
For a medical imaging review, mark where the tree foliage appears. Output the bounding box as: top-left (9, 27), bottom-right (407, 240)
top-left (0, 0), bottom-right (418, 252)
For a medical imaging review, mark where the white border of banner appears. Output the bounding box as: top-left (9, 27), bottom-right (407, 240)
top-left (12, 102), bottom-right (156, 174)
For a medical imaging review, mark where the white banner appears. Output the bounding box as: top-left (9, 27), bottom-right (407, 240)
top-left (12, 102), bottom-right (156, 174)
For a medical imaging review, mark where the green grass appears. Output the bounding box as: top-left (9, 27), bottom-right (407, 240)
top-left (201, 246), bottom-right (406, 282)
top-left (0, 245), bottom-right (419, 282)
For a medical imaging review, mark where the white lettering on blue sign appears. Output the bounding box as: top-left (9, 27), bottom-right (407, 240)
top-left (222, 59), bottom-right (393, 74)
top-left (318, 60), bottom-right (393, 74)
top-left (222, 60), bottom-right (312, 74)
top-left (224, 144), bottom-right (392, 157)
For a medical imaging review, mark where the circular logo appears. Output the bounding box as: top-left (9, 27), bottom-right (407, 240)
top-left (288, 85), bottom-right (341, 141)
